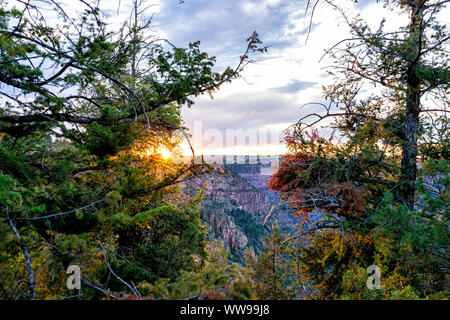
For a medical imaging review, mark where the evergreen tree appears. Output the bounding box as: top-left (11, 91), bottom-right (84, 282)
top-left (246, 225), bottom-right (295, 300)
top-left (267, 0), bottom-right (449, 299)
top-left (0, 0), bottom-right (263, 299)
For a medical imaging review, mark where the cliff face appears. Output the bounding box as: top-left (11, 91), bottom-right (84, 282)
top-left (183, 164), bottom-right (298, 262)
top-left (207, 211), bottom-right (249, 249)
top-left (192, 166), bottom-right (270, 213)
top-left (184, 165), bottom-right (267, 260)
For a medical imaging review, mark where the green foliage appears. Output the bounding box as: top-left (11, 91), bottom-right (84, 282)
top-left (137, 241), bottom-right (254, 300)
top-left (227, 209), bottom-right (268, 254)
top-left (339, 266), bottom-right (383, 300)
top-left (246, 225), bottom-right (295, 300)
top-left (0, 0), bottom-right (252, 300)
top-left (261, 0), bottom-right (449, 300)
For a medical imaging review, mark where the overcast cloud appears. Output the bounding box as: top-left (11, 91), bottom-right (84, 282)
top-left (99, 0), bottom-right (449, 155)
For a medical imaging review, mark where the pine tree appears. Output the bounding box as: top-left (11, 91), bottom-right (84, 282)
top-left (268, 0), bottom-right (449, 299)
top-left (246, 225), bottom-right (295, 299)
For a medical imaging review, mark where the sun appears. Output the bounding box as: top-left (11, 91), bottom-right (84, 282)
top-left (159, 146), bottom-right (172, 160)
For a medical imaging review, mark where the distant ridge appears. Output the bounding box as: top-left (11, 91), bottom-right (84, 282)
top-left (184, 155), bottom-right (282, 175)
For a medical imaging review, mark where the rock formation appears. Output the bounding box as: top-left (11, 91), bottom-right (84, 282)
top-left (183, 161), bottom-right (298, 262)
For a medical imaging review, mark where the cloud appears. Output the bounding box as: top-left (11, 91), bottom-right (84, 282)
top-left (154, 0), bottom-right (308, 66)
top-left (354, 0), bottom-right (373, 9)
top-left (271, 79), bottom-right (317, 93)
top-left (182, 90), bottom-right (301, 133)
top-left (28, 0), bottom-right (450, 156)
top-left (149, 0), bottom-right (444, 154)
top-left (150, 0), bottom-right (319, 153)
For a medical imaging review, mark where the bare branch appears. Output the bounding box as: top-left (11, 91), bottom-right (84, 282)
top-left (3, 203), bottom-right (35, 300)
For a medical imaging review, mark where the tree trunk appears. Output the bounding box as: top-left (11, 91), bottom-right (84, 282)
top-left (401, 83), bottom-right (420, 209)
top-left (400, 2), bottom-right (424, 210)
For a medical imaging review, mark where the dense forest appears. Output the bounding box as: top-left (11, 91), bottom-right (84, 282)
top-left (0, 0), bottom-right (448, 300)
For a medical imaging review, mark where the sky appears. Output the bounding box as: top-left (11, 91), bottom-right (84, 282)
top-left (151, 0), bottom-right (368, 156)
top-left (143, 0), bottom-right (434, 156)
top-left (7, 0), bottom-right (449, 156)
top-left (146, 0), bottom-right (404, 156)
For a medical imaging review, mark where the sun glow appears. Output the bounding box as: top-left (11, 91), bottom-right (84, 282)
top-left (159, 146), bottom-right (172, 159)
top-left (142, 146), bottom-right (172, 159)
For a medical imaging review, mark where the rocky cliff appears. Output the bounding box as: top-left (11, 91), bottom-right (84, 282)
top-left (183, 163), bottom-right (298, 262)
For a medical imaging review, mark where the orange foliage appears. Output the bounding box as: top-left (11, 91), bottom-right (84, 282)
top-left (326, 182), bottom-right (366, 217)
top-left (267, 154), bottom-right (313, 192)
top-left (268, 129), bottom-right (367, 220)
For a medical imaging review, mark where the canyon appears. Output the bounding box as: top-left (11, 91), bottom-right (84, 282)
top-left (183, 155), bottom-right (299, 262)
